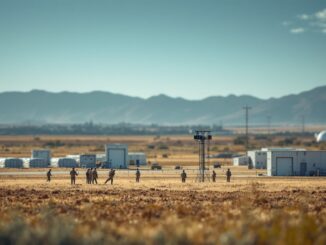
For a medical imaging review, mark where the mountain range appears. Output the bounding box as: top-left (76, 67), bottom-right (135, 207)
top-left (0, 86), bottom-right (325, 125)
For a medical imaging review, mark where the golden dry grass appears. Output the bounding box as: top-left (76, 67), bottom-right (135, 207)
top-left (0, 172), bottom-right (326, 244)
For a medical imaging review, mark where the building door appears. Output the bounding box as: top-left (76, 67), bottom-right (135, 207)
top-left (109, 149), bottom-right (126, 168)
top-left (300, 162), bottom-right (307, 176)
top-left (276, 157), bottom-right (293, 176)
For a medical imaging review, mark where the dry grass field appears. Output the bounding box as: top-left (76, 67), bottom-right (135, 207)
top-left (0, 134), bottom-right (326, 244)
top-left (0, 173), bottom-right (326, 245)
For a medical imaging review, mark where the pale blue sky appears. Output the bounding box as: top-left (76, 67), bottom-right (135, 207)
top-left (0, 0), bottom-right (325, 99)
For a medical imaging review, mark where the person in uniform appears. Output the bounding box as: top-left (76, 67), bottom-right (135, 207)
top-left (89, 168), bottom-right (94, 184)
top-left (70, 167), bottom-right (78, 185)
top-left (46, 169), bottom-right (52, 182)
top-left (136, 168), bottom-right (141, 182)
top-left (212, 170), bottom-right (217, 182)
top-left (105, 168), bottom-right (115, 185)
top-left (92, 168), bottom-right (98, 184)
top-left (86, 169), bottom-right (91, 184)
top-left (181, 170), bottom-right (187, 183)
top-left (226, 168), bottom-right (232, 182)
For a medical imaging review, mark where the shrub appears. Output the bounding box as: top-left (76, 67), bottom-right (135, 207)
top-left (234, 136), bottom-right (246, 145)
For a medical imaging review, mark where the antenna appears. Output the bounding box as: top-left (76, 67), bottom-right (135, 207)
top-left (301, 115), bottom-right (305, 134)
top-left (243, 105), bottom-right (252, 150)
top-left (194, 130), bottom-right (212, 182)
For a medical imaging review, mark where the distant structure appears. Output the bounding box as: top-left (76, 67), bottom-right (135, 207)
top-left (247, 149), bottom-right (268, 169)
top-left (4, 158), bottom-right (24, 168)
top-left (96, 154), bottom-right (106, 163)
top-left (104, 144), bottom-right (128, 169)
top-left (128, 152), bottom-right (146, 166)
top-left (316, 131), bottom-right (326, 143)
top-left (79, 154), bottom-right (96, 168)
top-left (29, 158), bottom-right (48, 168)
top-left (58, 158), bottom-right (78, 168)
top-left (243, 147), bottom-right (326, 176)
top-left (233, 155), bottom-right (250, 166)
top-left (266, 149), bottom-right (326, 176)
top-left (32, 149), bottom-right (51, 166)
top-left (194, 130), bottom-right (212, 182)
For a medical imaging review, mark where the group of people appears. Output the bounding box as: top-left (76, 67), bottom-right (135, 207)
top-left (86, 168), bottom-right (98, 184)
top-left (47, 167), bottom-right (232, 184)
top-left (180, 168), bottom-right (232, 183)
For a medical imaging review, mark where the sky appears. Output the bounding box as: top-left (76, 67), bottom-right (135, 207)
top-left (0, 0), bottom-right (325, 100)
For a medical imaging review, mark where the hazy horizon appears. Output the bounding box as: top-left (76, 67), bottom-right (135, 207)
top-left (0, 84), bottom-right (324, 101)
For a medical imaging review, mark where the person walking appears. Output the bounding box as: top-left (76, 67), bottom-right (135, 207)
top-left (70, 167), bottom-right (78, 185)
top-left (135, 168), bottom-right (141, 182)
top-left (105, 168), bottom-right (115, 185)
top-left (226, 168), bottom-right (232, 182)
top-left (89, 168), bottom-right (94, 184)
top-left (212, 170), bottom-right (217, 182)
top-left (46, 169), bottom-right (52, 182)
top-left (181, 170), bottom-right (187, 183)
top-left (92, 168), bottom-right (98, 184)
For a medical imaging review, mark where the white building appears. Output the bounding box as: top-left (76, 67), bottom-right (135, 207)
top-left (80, 154), bottom-right (97, 168)
top-left (233, 155), bottom-right (250, 166)
top-left (128, 152), bottom-right (147, 166)
top-left (247, 150), bottom-right (268, 169)
top-left (32, 149), bottom-right (51, 165)
top-left (267, 149), bottom-right (326, 176)
top-left (50, 158), bottom-right (60, 167)
top-left (0, 158), bottom-right (5, 168)
top-left (247, 148), bottom-right (304, 169)
top-left (104, 144), bottom-right (128, 169)
top-left (58, 158), bottom-right (78, 168)
top-left (316, 131), bottom-right (326, 143)
top-left (4, 158), bottom-right (24, 168)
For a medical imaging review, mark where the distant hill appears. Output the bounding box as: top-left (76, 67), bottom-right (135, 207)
top-left (0, 86), bottom-right (325, 125)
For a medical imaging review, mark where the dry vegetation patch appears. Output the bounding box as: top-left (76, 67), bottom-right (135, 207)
top-left (0, 178), bottom-right (325, 244)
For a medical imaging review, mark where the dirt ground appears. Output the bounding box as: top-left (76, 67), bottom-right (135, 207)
top-left (0, 171), bottom-right (326, 245)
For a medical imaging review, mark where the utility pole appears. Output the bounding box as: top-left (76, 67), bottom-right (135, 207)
top-left (243, 105), bottom-right (252, 150)
top-left (301, 115), bottom-right (305, 134)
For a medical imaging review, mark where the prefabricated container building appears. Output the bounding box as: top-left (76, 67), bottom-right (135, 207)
top-left (4, 158), bottom-right (24, 168)
top-left (32, 149), bottom-right (51, 166)
top-left (80, 154), bottom-right (97, 168)
top-left (267, 149), bottom-right (326, 176)
top-left (58, 158), bottom-right (78, 168)
top-left (247, 150), bottom-right (268, 169)
top-left (105, 144), bottom-right (128, 169)
top-left (128, 152), bottom-right (146, 166)
top-left (29, 158), bottom-right (48, 168)
top-left (233, 155), bottom-right (250, 166)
